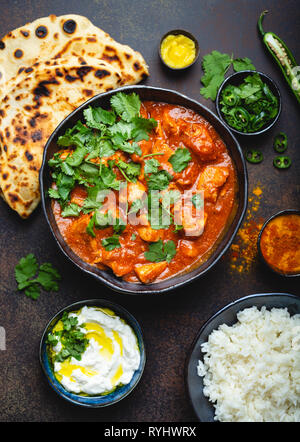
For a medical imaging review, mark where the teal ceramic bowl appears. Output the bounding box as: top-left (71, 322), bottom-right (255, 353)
top-left (40, 299), bottom-right (146, 407)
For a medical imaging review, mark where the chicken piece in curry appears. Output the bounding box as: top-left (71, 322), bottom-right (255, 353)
top-left (50, 92), bottom-right (237, 284)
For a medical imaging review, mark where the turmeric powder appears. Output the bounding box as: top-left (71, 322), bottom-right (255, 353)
top-left (228, 184), bottom-right (264, 273)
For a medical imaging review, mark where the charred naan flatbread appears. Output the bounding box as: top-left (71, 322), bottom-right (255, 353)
top-left (0, 14), bottom-right (148, 96)
top-left (0, 14), bottom-right (149, 217)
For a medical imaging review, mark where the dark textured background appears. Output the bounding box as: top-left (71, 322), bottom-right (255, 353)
top-left (0, 0), bottom-right (299, 422)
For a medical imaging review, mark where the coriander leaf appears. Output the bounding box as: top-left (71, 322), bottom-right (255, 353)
top-left (131, 116), bottom-right (157, 142)
top-left (61, 203), bottom-right (82, 218)
top-left (233, 57), bottom-right (256, 72)
top-left (128, 199), bottom-right (145, 214)
top-left (36, 263), bottom-right (61, 292)
top-left (164, 240), bottom-right (177, 263)
top-left (15, 253), bottom-right (38, 284)
top-left (102, 234), bottom-right (121, 251)
top-left (116, 160), bottom-right (141, 183)
top-left (168, 147), bottom-right (191, 173)
top-left (86, 212), bottom-right (96, 237)
top-left (200, 73), bottom-right (225, 100)
top-left (200, 51), bottom-right (232, 100)
top-left (24, 283), bottom-right (41, 300)
top-left (48, 188), bottom-right (60, 199)
top-left (144, 158), bottom-right (160, 174)
top-left (84, 106), bottom-right (116, 128)
top-left (146, 170), bottom-right (172, 191)
top-left (110, 92), bottom-right (141, 122)
top-left (144, 239), bottom-right (176, 263)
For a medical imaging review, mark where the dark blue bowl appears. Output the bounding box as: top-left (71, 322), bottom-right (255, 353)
top-left (40, 299), bottom-right (146, 407)
top-left (40, 85), bottom-right (248, 295)
top-left (185, 293), bottom-right (300, 422)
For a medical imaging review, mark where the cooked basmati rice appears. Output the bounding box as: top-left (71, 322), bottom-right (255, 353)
top-left (197, 306), bottom-right (300, 422)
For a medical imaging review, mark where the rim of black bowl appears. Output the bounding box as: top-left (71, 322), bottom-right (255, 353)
top-left (159, 29), bottom-right (200, 70)
top-left (257, 209), bottom-right (300, 278)
top-left (39, 85), bottom-right (248, 295)
top-left (185, 292), bottom-right (300, 422)
top-left (216, 70), bottom-right (282, 136)
top-left (39, 298), bottom-right (146, 407)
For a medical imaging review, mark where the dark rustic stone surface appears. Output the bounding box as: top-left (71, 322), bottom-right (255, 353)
top-left (0, 0), bottom-right (299, 422)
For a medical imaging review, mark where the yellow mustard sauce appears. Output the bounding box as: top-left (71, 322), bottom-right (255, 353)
top-left (48, 307), bottom-right (130, 394)
top-left (160, 34), bottom-right (196, 68)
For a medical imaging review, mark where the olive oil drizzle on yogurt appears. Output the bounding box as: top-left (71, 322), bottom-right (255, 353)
top-left (47, 307), bottom-right (140, 396)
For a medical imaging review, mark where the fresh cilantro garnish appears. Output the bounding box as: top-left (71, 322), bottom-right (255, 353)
top-left (47, 311), bottom-right (89, 362)
top-left (146, 170), bottom-right (173, 191)
top-left (61, 203), bottom-right (82, 218)
top-left (110, 92), bottom-right (141, 122)
top-left (144, 239), bottom-right (176, 263)
top-left (48, 92), bottom-right (156, 220)
top-left (168, 148), bottom-right (191, 173)
top-left (15, 254), bottom-right (61, 300)
top-left (102, 235), bottom-right (121, 251)
top-left (200, 50), bottom-right (256, 100)
top-left (116, 160), bottom-right (141, 183)
top-left (144, 158), bottom-right (160, 174)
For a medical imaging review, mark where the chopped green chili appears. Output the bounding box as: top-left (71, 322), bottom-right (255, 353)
top-left (245, 149), bottom-right (263, 164)
top-left (273, 155), bottom-right (291, 169)
top-left (274, 132), bottom-right (288, 153)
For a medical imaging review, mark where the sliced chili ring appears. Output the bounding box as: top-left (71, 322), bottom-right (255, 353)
top-left (245, 149), bottom-right (263, 164)
top-left (222, 88), bottom-right (239, 106)
top-left (251, 111), bottom-right (267, 131)
top-left (233, 107), bottom-right (250, 128)
top-left (273, 155), bottom-right (291, 169)
top-left (274, 132), bottom-right (288, 153)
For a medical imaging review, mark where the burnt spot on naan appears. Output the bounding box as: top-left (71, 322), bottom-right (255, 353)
top-left (83, 89), bottom-right (93, 97)
top-left (20, 30), bottom-right (30, 37)
top-left (25, 67), bottom-right (33, 73)
top-left (63, 19), bottom-right (77, 34)
top-left (125, 53), bottom-right (132, 60)
top-left (8, 192), bottom-right (19, 203)
top-left (2, 173), bottom-right (8, 180)
top-left (31, 130), bottom-right (42, 142)
top-left (14, 49), bottom-right (23, 59)
top-left (35, 26), bottom-right (48, 38)
top-left (95, 69), bottom-right (111, 79)
top-left (0, 41), bottom-right (5, 49)
top-left (25, 151), bottom-right (34, 161)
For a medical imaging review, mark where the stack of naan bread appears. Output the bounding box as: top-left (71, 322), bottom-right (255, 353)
top-left (0, 14), bottom-right (148, 218)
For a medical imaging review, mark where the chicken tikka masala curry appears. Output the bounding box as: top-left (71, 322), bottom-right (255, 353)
top-left (49, 92), bottom-right (237, 284)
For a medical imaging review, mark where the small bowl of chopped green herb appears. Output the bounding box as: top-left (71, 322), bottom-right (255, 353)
top-left (216, 70), bottom-right (281, 135)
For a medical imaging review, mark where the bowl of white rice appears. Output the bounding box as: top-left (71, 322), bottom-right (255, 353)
top-left (185, 293), bottom-right (300, 422)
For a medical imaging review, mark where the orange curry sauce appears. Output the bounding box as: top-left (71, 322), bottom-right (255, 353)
top-left (53, 102), bottom-right (237, 283)
top-left (260, 214), bottom-right (300, 275)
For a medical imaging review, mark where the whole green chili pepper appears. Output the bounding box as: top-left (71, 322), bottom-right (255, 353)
top-left (258, 10), bottom-right (300, 104)
top-left (273, 155), bottom-right (291, 169)
top-left (274, 132), bottom-right (288, 153)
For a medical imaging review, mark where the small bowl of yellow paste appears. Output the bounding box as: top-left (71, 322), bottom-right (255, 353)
top-left (40, 299), bottom-right (145, 407)
top-left (159, 29), bottom-right (199, 70)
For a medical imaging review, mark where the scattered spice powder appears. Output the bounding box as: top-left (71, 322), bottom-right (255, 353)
top-left (228, 184), bottom-right (264, 273)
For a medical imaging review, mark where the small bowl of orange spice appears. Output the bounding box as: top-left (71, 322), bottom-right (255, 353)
top-left (258, 209), bottom-right (300, 277)
top-left (159, 29), bottom-right (199, 70)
